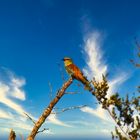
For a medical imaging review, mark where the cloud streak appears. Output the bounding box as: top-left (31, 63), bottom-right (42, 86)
top-left (0, 68), bottom-right (71, 135)
top-left (0, 76), bottom-right (26, 116)
top-left (0, 71), bottom-right (34, 134)
top-left (82, 31), bottom-right (129, 121)
top-left (48, 114), bottom-right (72, 127)
top-left (0, 110), bottom-right (13, 119)
top-left (83, 32), bottom-right (107, 81)
top-left (81, 106), bottom-right (109, 121)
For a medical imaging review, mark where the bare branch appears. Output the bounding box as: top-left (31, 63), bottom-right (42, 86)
top-left (24, 112), bottom-right (36, 124)
top-left (106, 108), bottom-right (131, 140)
top-left (27, 77), bottom-right (73, 140)
top-left (57, 63), bottom-right (65, 81)
top-left (130, 59), bottom-right (140, 67)
top-left (65, 91), bottom-right (80, 94)
top-left (130, 38), bottom-right (140, 68)
top-left (52, 105), bottom-right (87, 114)
top-left (24, 112), bottom-right (49, 134)
top-left (8, 129), bottom-right (16, 140)
top-left (135, 37), bottom-right (140, 50)
top-left (37, 128), bottom-right (49, 134)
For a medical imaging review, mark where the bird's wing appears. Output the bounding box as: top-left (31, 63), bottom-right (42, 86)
top-left (67, 64), bottom-right (92, 91)
top-left (67, 64), bottom-right (85, 80)
top-left (65, 64), bottom-right (75, 75)
top-left (67, 64), bottom-right (82, 74)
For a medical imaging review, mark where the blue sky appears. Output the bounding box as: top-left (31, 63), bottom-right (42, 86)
top-left (0, 0), bottom-right (140, 139)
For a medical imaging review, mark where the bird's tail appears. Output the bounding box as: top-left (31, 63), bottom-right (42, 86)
top-left (81, 77), bottom-right (93, 91)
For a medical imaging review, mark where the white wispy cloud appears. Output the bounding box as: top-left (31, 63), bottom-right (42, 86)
top-left (107, 73), bottom-right (128, 97)
top-left (81, 31), bottom-right (129, 121)
top-left (10, 77), bottom-right (26, 100)
top-left (47, 114), bottom-right (72, 127)
top-left (81, 106), bottom-right (109, 121)
top-left (65, 117), bottom-right (114, 137)
top-left (0, 71), bottom-right (34, 134)
top-left (0, 81), bottom-right (26, 116)
top-left (0, 110), bottom-right (13, 119)
top-left (83, 32), bottom-right (107, 81)
top-left (0, 68), bottom-right (71, 135)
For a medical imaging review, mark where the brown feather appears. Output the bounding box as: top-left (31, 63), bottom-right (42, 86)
top-left (66, 64), bottom-right (92, 91)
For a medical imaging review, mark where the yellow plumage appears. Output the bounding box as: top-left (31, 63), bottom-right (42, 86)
top-left (62, 57), bottom-right (92, 91)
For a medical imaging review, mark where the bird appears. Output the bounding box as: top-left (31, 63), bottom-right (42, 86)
top-left (62, 57), bottom-right (92, 91)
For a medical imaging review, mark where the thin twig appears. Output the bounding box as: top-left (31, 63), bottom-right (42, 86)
top-left (58, 63), bottom-right (65, 81)
top-left (65, 91), bottom-right (80, 94)
top-left (135, 37), bottom-right (140, 50)
top-left (130, 38), bottom-right (140, 67)
top-left (51, 105), bottom-right (87, 114)
top-left (27, 77), bottom-right (73, 140)
top-left (37, 128), bottom-right (49, 134)
top-left (24, 112), bottom-right (49, 135)
top-left (24, 112), bottom-right (36, 124)
top-left (106, 108), bottom-right (131, 140)
top-left (130, 60), bottom-right (140, 67)
top-left (8, 129), bottom-right (16, 140)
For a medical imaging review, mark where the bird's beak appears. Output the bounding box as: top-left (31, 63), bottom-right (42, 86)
top-left (62, 58), bottom-right (65, 61)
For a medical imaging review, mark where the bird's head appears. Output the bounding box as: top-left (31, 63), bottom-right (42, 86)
top-left (62, 57), bottom-right (73, 66)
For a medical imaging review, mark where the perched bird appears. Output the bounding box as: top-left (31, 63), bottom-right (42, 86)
top-left (62, 57), bottom-right (92, 91)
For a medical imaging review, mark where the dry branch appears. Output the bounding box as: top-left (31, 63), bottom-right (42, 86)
top-left (52, 105), bottom-right (87, 114)
top-left (24, 112), bottom-right (49, 134)
top-left (27, 77), bottom-right (73, 140)
top-left (24, 112), bottom-right (36, 124)
top-left (65, 91), bottom-right (80, 94)
top-left (8, 129), bottom-right (16, 140)
top-left (57, 63), bottom-right (65, 81)
top-left (37, 128), bottom-right (49, 134)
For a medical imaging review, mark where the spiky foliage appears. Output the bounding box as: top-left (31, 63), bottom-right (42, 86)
top-left (130, 39), bottom-right (140, 67)
top-left (91, 75), bottom-right (140, 140)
